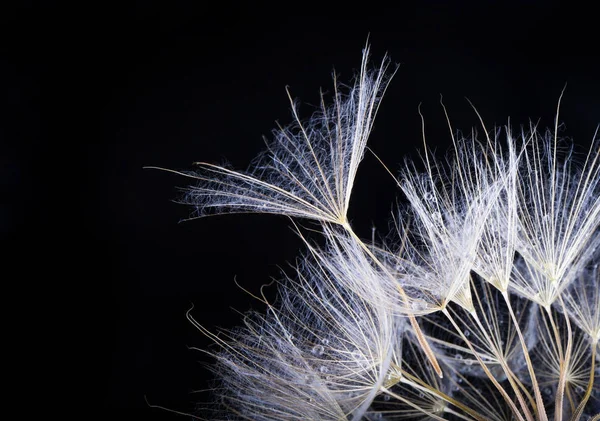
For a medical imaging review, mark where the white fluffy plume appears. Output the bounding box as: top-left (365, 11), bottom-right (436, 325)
top-left (180, 46), bottom-right (394, 227)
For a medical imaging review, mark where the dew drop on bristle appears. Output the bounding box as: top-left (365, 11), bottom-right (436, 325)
top-left (312, 344), bottom-right (325, 356)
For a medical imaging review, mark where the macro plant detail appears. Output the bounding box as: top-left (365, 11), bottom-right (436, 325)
top-left (163, 46), bottom-right (600, 420)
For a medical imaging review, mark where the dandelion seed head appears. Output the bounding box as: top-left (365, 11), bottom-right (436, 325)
top-left (160, 45), bottom-right (600, 420)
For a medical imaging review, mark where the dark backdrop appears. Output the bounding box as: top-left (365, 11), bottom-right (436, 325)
top-left (4, 2), bottom-right (598, 420)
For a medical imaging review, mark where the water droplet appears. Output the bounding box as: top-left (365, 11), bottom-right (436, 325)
top-left (383, 394), bottom-right (391, 401)
top-left (321, 337), bottom-right (330, 346)
top-left (455, 354), bottom-right (463, 360)
top-left (312, 345), bottom-right (324, 356)
top-left (464, 330), bottom-right (470, 337)
top-left (319, 365), bottom-right (329, 374)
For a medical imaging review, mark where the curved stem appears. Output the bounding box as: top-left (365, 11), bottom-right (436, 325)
top-left (548, 298), bottom-right (573, 421)
top-left (343, 222), bottom-right (443, 378)
top-left (467, 308), bottom-right (536, 421)
top-left (503, 291), bottom-right (548, 421)
top-left (443, 308), bottom-right (529, 421)
top-left (569, 341), bottom-right (597, 421)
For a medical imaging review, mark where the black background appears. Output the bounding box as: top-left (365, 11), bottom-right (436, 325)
top-left (4, 2), bottom-right (599, 420)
